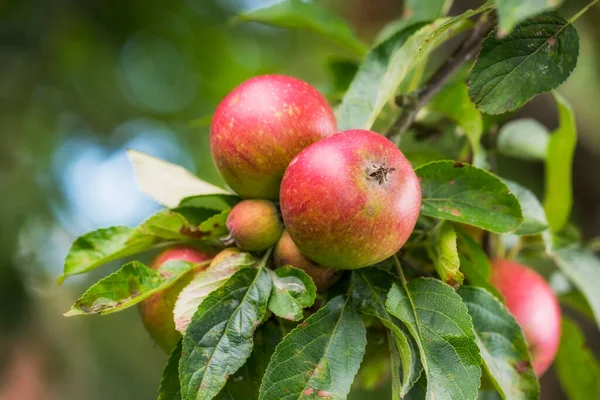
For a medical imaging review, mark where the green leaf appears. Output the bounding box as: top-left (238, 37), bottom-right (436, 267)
top-left (158, 340), bottom-right (182, 400)
top-left (128, 149), bottom-right (232, 208)
top-left (559, 290), bottom-right (595, 322)
top-left (544, 91), bottom-right (577, 232)
top-left (430, 82), bottom-right (483, 161)
top-left (235, 0), bottom-right (367, 56)
top-left (399, 125), bottom-right (468, 168)
top-left (405, 0), bottom-right (453, 20)
top-left (503, 179), bottom-right (548, 235)
top-left (455, 228), bottom-right (503, 299)
top-left (386, 277), bottom-right (482, 400)
top-left (556, 317), bottom-right (600, 400)
top-left (177, 194), bottom-right (240, 211)
top-left (497, 119), bottom-right (549, 161)
top-left (351, 269), bottom-right (422, 397)
top-left (65, 260), bottom-right (197, 316)
top-left (59, 209), bottom-right (229, 282)
top-left (427, 221), bottom-right (463, 286)
top-left (468, 11), bottom-right (579, 114)
top-left (337, 21), bottom-right (425, 131)
top-left (546, 242), bottom-right (600, 329)
top-left (416, 160), bottom-right (523, 233)
top-left (337, 4), bottom-right (490, 130)
top-left (217, 321), bottom-right (282, 400)
top-left (173, 252), bottom-right (256, 333)
top-left (495, 0), bottom-right (564, 36)
top-left (179, 266), bottom-right (272, 400)
top-left (328, 59), bottom-right (359, 94)
top-left (268, 266), bottom-right (316, 322)
top-left (458, 286), bottom-right (539, 400)
top-left (259, 296), bottom-right (366, 400)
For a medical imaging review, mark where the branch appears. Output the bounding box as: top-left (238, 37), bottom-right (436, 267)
top-left (386, 13), bottom-right (495, 139)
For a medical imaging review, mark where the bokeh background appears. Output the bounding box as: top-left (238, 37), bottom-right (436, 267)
top-left (1, 0), bottom-right (599, 399)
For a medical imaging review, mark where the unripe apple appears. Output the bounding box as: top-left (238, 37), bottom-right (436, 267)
top-left (210, 74), bottom-right (337, 199)
top-left (226, 200), bottom-right (283, 252)
top-left (491, 259), bottom-right (561, 376)
top-left (274, 230), bottom-right (340, 292)
top-left (139, 247), bottom-right (212, 353)
top-left (280, 129), bottom-right (421, 269)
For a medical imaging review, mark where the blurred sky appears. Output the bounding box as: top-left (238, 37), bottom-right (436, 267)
top-left (1, 0), bottom-right (600, 399)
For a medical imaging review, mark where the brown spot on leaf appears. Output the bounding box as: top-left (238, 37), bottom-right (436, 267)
top-left (213, 223), bottom-right (220, 228)
top-left (302, 388), bottom-right (314, 396)
top-left (514, 360), bottom-right (531, 374)
top-left (317, 390), bottom-right (331, 398)
top-left (449, 180), bottom-right (455, 185)
top-left (454, 162), bottom-right (464, 168)
top-left (547, 37), bottom-right (556, 47)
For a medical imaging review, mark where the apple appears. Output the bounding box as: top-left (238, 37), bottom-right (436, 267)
top-left (138, 247), bottom-right (212, 353)
top-left (226, 199), bottom-right (283, 251)
top-left (274, 230), bottom-right (340, 292)
top-left (210, 74), bottom-right (336, 199)
top-left (279, 129), bottom-right (421, 269)
top-left (491, 259), bottom-right (561, 376)
top-left (210, 247), bottom-right (243, 267)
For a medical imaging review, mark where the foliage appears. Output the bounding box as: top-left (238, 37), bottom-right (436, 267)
top-left (60, 1), bottom-right (600, 399)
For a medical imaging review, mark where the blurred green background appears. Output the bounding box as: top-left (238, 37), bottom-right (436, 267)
top-left (1, 0), bottom-right (600, 399)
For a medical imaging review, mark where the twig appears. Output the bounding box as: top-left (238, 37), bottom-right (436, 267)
top-left (386, 13), bottom-right (494, 139)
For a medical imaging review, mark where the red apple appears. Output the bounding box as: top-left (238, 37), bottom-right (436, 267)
top-left (139, 247), bottom-right (212, 352)
top-left (226, 199), bottom-right (283, 251)
top-left (491, 259), bottom-right (561, 376)
top-left (274, 230), bottom-right (340, 292)
top-left (280, 129), bottom-right (421, 269)
top-left (210, 74), bottom-right (336, 199)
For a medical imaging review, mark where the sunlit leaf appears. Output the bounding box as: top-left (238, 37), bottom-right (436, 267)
top-left (173, 252), bottom-right (255, 333)
top-left (179, 267), bottom-right (272, 400)
top-left (544, 91), bottom-right (576, 232)
top-left (128, 149), bottom-right (232, 208)
top-left (59, 209), bottom-right (229, 282)
top-left (65, 260), bottom-right (198, 316)
top-left (497, 119), bottom-right (549, 161)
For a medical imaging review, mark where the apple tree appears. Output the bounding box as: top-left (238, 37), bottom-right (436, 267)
top-left (59, 1), bottom-right (600, 399)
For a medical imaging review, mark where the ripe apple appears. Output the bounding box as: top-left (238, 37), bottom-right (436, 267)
top-left (274, 230), bottom-right (340, 292)
top-left (491, 259), bottom-right (561, 376)
top-left (226, 199), bottom-right (283, 251)
top-left (210, 74), bottom-right (336, 199)
top-left (280, 129), bottom-right (421, 269)
top-left (138, 247), bottom-right (212, 352)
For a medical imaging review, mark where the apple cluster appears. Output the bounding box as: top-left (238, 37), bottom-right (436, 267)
top-left (139, 75), bottom-right (561, 376)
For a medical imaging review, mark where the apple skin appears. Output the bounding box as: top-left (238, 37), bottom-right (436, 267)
top-left (139, 247), bottom-right (212, 353)
top-left (280, 129), bottom-right (421, 269)
top-left (210, 247), bottom-right (242, 267)
top-left (210, 74), bottom-right (337, 199)
top-left (491, 259), bottom-right (561, 376)
top-left (226, 199), bottom-right (283, 252)
top-left (274, 230), bottom-right (340, 292)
